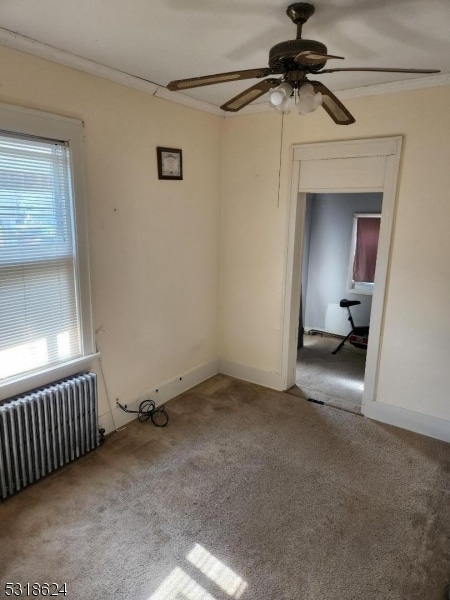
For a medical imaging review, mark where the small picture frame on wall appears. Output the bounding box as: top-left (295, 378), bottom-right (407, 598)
top-left (157, 147), bottom-right (183, 180)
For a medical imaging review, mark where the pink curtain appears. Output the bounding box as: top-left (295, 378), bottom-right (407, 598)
top-left (353, 217), bottom-right (380, 283)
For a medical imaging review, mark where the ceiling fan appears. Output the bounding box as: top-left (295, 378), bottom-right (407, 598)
top-left (166, 2), bottom-right (440, 125)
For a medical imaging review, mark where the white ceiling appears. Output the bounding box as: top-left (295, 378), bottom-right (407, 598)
top-left (1, 0), bottom-right (449, 109)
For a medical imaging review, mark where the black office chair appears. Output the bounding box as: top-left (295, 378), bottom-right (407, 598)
top-left (332, 299), bottom-right (369, 355)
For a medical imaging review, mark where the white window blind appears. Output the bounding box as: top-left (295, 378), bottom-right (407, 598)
top-left (0, 132), bottom-right (81, 382)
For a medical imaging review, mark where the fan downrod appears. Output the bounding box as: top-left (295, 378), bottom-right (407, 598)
top-left (269, 3), bottom-right (325, 73)
top-left (286, 3), bottom-right (315, 38)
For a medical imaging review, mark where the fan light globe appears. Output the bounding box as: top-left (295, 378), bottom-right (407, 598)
top-left (297, 83), bottom-right (323, 115)
top-left (270, 90), bottom-right (285, 106)
top-left (269, 82), bottom-right (293, 107)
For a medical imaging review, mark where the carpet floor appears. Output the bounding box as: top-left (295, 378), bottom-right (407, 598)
top-left (289, 333), bottom-right (367, 414)
top-left (0, 375), bottom-right (449, 600)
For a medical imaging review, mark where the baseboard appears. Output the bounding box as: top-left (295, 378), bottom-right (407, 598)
top-left (363, 400), bottom-right (450, 443)
top-left (98, 357), bottom-right (450, 444)
top-left (304, 328), bottom-right (344, 339)
top-left (99, 359), bottom-right (219, 434)
top-left (218, 359), bottom-right (285, 391)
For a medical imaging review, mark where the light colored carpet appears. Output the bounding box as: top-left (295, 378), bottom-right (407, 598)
top-left (289, 333), bottom-right (366, 414)
top-left (0, 374), bottom-right (449, 600)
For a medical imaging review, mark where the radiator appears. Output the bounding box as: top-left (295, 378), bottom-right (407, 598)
top-left (0, 372), bottom-right (100, 500)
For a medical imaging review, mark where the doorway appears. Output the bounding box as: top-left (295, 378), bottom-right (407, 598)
top-left (281, 137), bottom-right (403, 416)
top-left (291, 192), bottom-right (383, 414)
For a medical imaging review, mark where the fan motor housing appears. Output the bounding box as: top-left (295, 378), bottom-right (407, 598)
top-left (269, 39), bottom-right (328, 72)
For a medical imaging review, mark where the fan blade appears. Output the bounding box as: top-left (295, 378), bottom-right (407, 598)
top-left (320, 67), bottom-right (440, 74)
top-left (167, 68), bottom-right (273, 91)
top-left (295, 51), bottom-right (344, 66)
top-left (221, 79), bottom-right (280, 112)
top-left (310, 81), bottom-right (355, 125)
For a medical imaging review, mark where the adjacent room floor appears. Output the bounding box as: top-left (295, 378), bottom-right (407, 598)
top-left (1, 375), bottom-right (449, 600)
top-left (288, 332), bottom-right (367, 414)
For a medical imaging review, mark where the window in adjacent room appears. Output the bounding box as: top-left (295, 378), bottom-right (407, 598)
top-left (347, 213), bottom-right (381, 295)
top-left (0, 104), bottom-right (94, 397)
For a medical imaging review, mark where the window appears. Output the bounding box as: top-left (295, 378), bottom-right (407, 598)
top-left (0, 104), bottom-right (94, 399)
top-left (347, 213), bottom-right (381, 295)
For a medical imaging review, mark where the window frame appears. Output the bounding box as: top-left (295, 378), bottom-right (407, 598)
top-left (0, 102), bottom-right (96, 401)
top-left (346, 212), bottom-right (381, 296)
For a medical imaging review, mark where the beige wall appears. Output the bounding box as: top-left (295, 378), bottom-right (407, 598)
top-left (2, 40), bottom-right (450, 428)
top-left (221, 85), bottom-right (450, 421)
top-left (0, 45), bottom-right (222, 422)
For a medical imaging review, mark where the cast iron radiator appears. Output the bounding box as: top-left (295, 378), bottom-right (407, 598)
top-left (0, 372), bottom-right (99, 500)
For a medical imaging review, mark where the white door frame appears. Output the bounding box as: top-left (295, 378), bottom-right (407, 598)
top-left (281, 136), bottom-right (403, 412)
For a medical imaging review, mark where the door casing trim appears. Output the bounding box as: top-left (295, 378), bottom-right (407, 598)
top-left (280, 136), bottom-right (403, 415)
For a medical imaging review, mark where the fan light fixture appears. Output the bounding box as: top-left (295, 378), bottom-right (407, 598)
top-left (269, 81), bottom-right (322, 116)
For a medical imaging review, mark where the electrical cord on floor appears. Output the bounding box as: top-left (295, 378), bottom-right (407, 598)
top-left (117, 399), bottom-right (169, 427)
top-left (97, 349), bottom-right (127, 433)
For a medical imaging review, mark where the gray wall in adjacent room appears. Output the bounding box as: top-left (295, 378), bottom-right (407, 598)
top-left (302, 192), bottom-right (383, 336)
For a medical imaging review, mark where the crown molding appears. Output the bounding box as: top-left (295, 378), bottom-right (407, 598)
top-left (0, 27), bottom-right (448, 120)
top-left (336, 72), bottom-right (450, 99)
top-left (0, 28), bottom-right (223, 117)
top-left (224, 102), bottom-right (272, 117)
top-left (154, 87), bottom-right (223, 117)
top-left (0, 28), bottom-right (160, 94)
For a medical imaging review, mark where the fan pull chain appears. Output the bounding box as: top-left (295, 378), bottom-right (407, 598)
top-left (277, 112), bottom-right (285, 208)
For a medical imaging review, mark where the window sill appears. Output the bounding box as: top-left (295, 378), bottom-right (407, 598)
top-left (347, 289), bottom-right (374, 296)
top-left (0, 353), bottom-right (100, 402)
top-left (347, 282), bottom-right (374, 296)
